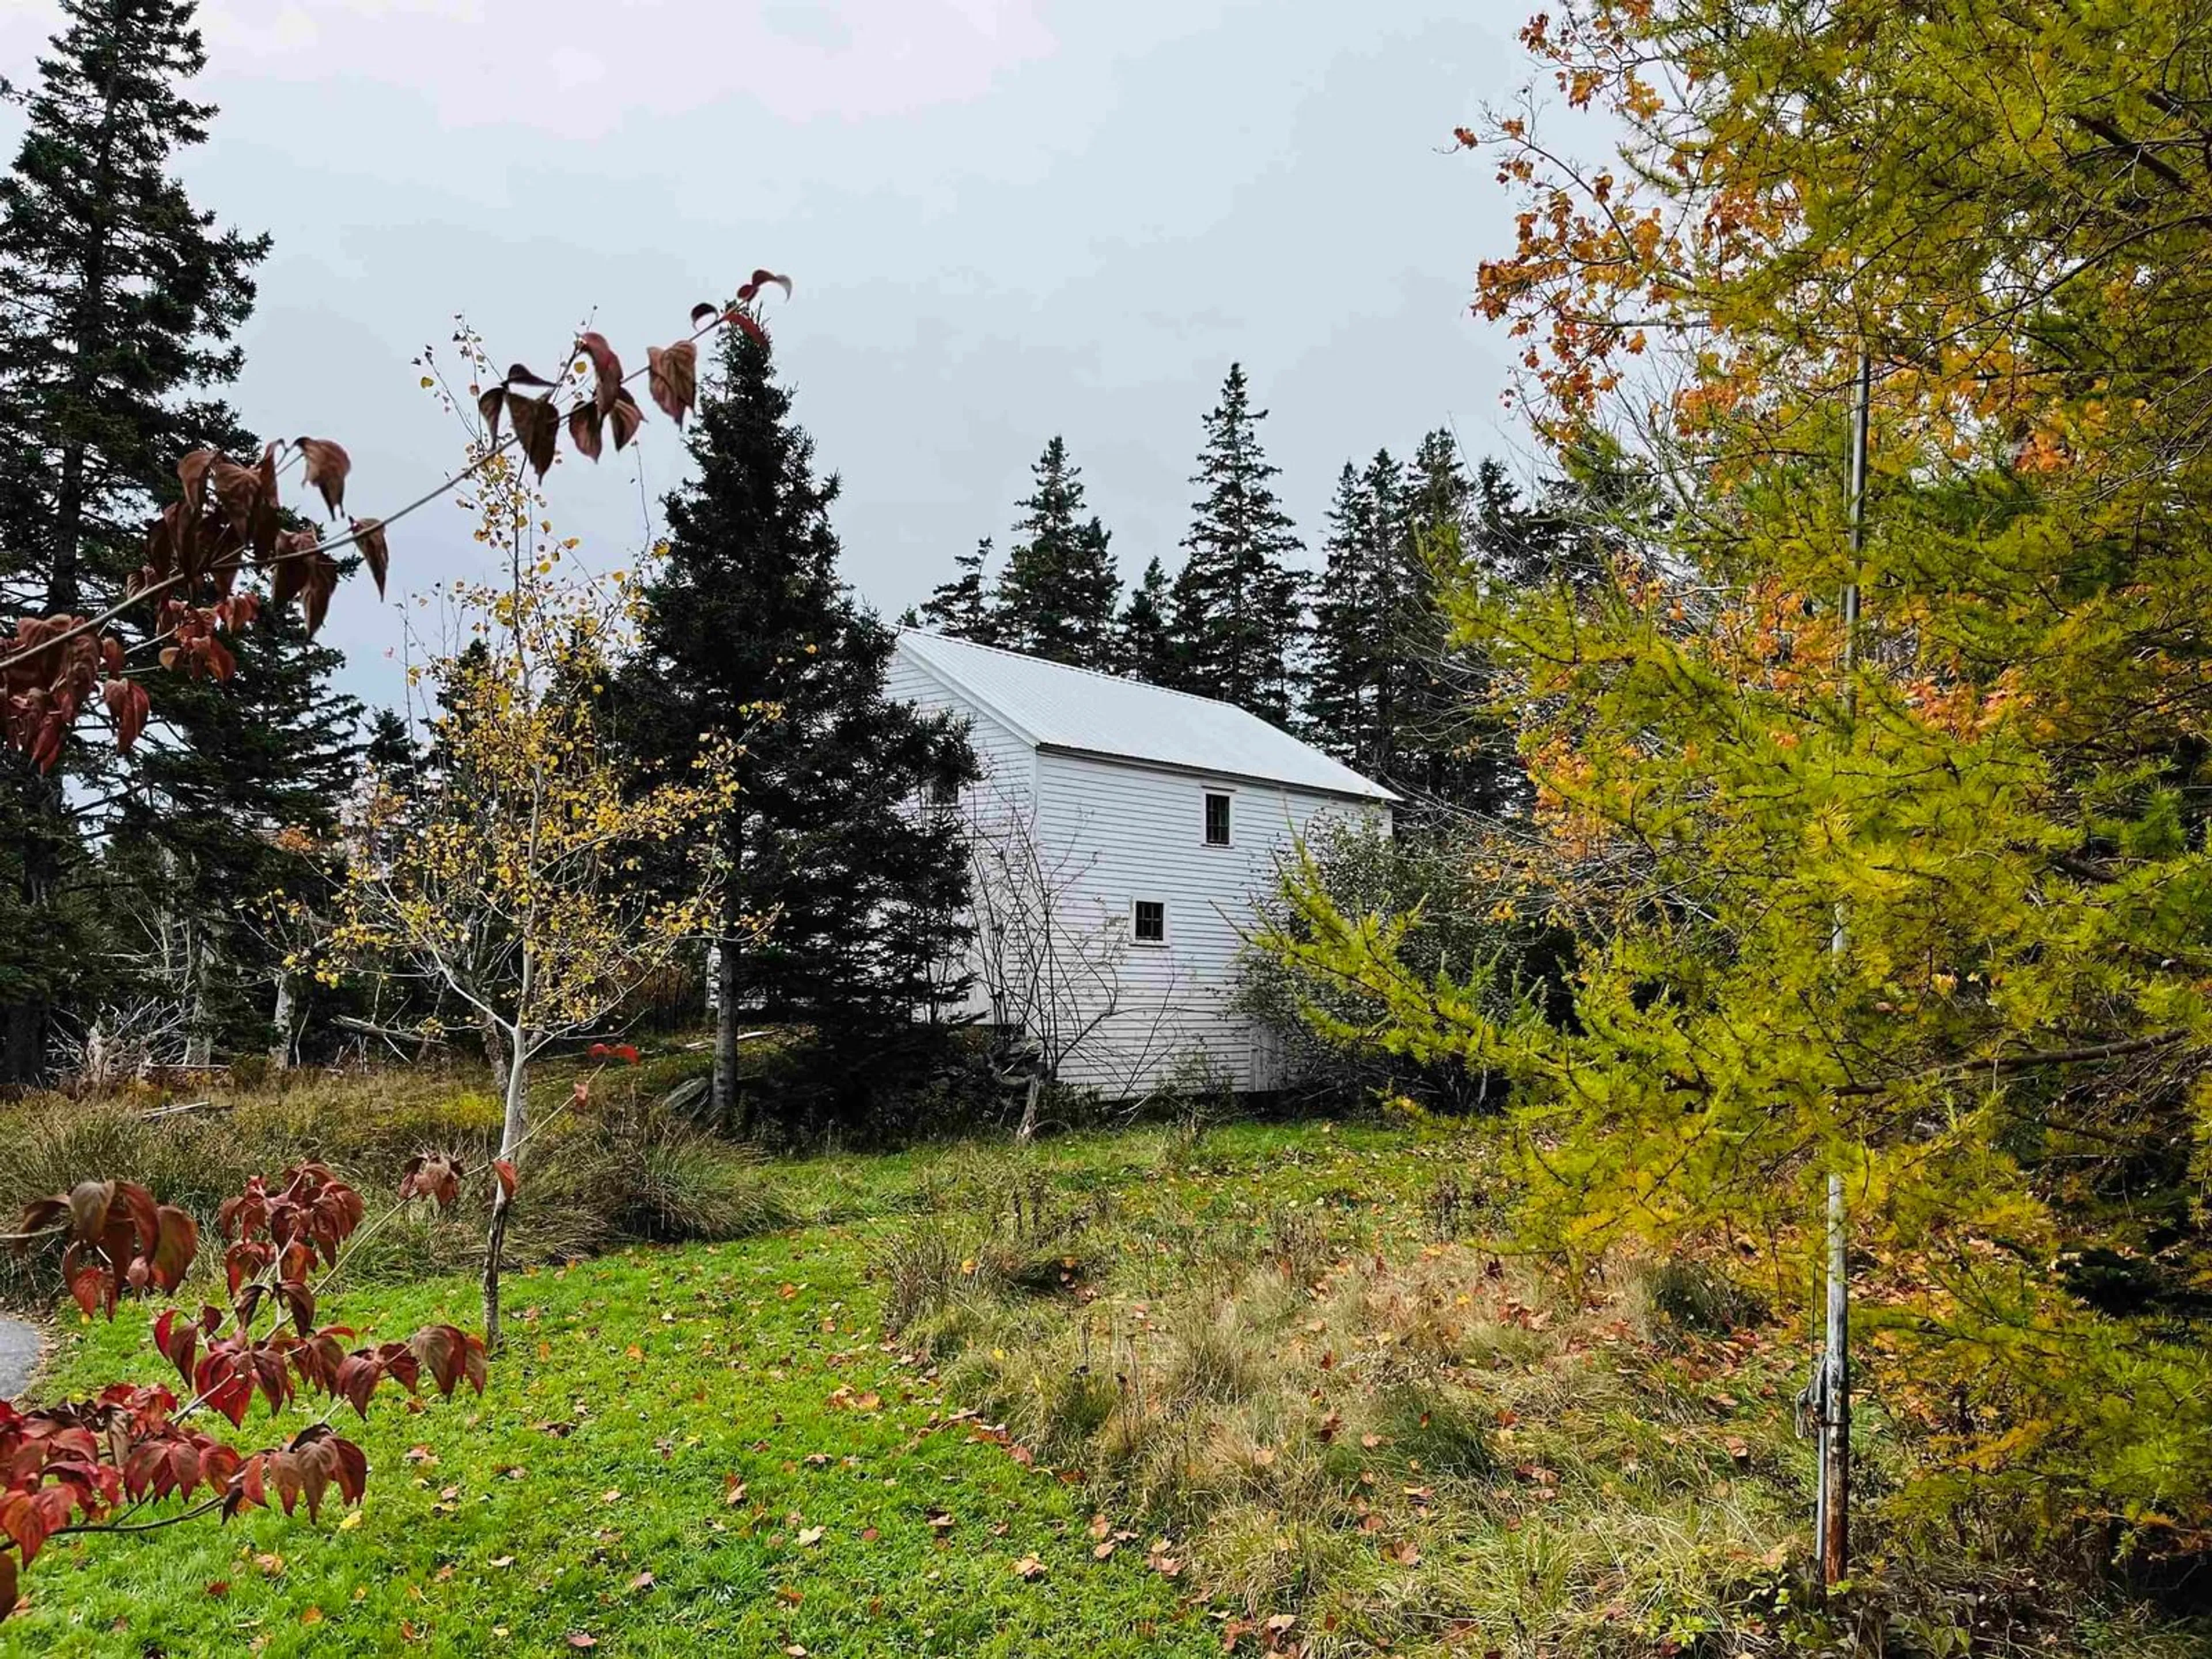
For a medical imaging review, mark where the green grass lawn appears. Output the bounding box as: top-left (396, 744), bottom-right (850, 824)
top-left (6, 1119), bottom-right (2200, 1658)
top-left (10, 1122), bottom-right (1440, 1658)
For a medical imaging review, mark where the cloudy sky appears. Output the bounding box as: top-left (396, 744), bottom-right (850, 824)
top-left (2, 1), bottom-right (1544, 712)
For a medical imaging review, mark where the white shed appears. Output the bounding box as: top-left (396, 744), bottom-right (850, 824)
top-left (888, 629), bottom-right (1396, 1097)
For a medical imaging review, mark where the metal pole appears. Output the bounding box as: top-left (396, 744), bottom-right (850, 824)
top-left (1816, 349), bottom-right (1870, 1588)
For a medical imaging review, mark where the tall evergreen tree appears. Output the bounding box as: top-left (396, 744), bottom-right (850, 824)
top-left (619, 313), bottom-right (975, 1132)
top-left (1393, 434), bottom-right (1537, 816)
top-left (363, 707), bottom-right (421, 787)
top-left (1303, 451), bottom-right (1409, 779)
top-left (1304, 436), bottom-right (1566, 816)
top-left (1166, 364), bottom-right (1303, 720)
top-left (1113, 556), bottom-right (1174, 683)
top-left (0, 0), bottom-right (268, 1081)
top-left (911, 537), bottom-right (999, 642)
top-left (993, 437), bottom-right (1119, 668)
top-left (110, 604), bottom-right (363, 1059)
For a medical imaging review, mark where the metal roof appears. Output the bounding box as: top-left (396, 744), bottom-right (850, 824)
top-left (895, 629), bottom-right (1399, 804)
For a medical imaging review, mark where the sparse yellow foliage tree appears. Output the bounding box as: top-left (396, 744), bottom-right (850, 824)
top-left (327, 392), bottom-right (747, 1346)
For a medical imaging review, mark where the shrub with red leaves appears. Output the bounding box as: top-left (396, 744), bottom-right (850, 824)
top-left (1, 1161), bottom-right (490, 1616)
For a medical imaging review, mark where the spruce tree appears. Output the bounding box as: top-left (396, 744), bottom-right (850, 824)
top-left (1166, 364), bottom-right (1303, 720)
top-left (993, 437), bottom-right (1120, 668)
top-left (912, 537), bottom-right (999, 641)
top-left (0, 0), bottom-right (268, 1081)
top-left (111, 603), bottom-right (362, 1059)
top-left (1393, 433), bottom-right (1533, 816)
top-left (363, 708), bottom-right (422, 787)
top-left (1113, 556), bottom-right (1175, 683)
top-left (1304, 435), bottom-right (1554, 816)
top-left (1304, 452), bottom-right (1409, 778)
top-left (619, 314), bottom-right (975, 1132)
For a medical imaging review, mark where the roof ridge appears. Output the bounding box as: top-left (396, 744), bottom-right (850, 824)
top-left (893, 627), bottom-right (1399, 803)
top-left (896, 626), bottom-right (1294, 729)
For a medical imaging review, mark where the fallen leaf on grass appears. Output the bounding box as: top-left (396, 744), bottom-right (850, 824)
top-left (567, 1637), bottom-right (597, 1650)
top-left (797, 1527), bottom-right (825, 1547)
top-left (630, 1571), bottom-right (656, 1591)
top-left (1012, 1555), bottom-right (1047, 1580)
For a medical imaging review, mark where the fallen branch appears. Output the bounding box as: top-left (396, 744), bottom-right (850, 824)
top-left (136, 1099), bottom-right (220, 1122)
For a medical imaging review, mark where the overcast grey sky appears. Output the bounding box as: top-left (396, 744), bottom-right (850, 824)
top-left (2, 1), bottom-right (1541, 712)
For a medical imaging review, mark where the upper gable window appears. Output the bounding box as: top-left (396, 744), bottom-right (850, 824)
top-left (1203, 791), bottom-right (1232, 846)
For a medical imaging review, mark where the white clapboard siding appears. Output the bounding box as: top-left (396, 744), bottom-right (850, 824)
top-left (1033, 751), bottom-right (1378, 1092)
top-left (883, 649), bottom-right (1035, 808)
top-left (889, 631), bottom-right (1395, 1096)
top-left (884, 645), bottom-right (1035, 1024)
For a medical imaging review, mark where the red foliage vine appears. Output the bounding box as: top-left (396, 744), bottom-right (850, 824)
top-left (1, 1159), bottom-right (492, 1618)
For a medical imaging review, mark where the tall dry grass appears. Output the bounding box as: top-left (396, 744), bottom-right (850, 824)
top-left (0, 1066), bottom-right (791, 1305)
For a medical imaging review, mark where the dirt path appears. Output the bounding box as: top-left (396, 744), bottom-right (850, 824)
top-left (0, 1317), bottom-right (41, 1399)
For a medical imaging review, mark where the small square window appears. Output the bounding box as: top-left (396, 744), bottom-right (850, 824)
top-left (1204, 792), bottom-right (1231, 846)
top-left (923, 776), bottom-right (957, 814)
top-left (1132, 900), bottom-right (1166, 943)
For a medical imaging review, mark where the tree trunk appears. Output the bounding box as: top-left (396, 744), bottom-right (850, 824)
top-left (1817, 1172), bottom-right (1851, 1589)
top-left (269, 975), bottom-right (297, 1070)
top-left (479, 1008), bottom-right (507, 1078)
top-left (712, 935), bottom-right (746, 1136)
top-left (1015, 1065), bottom-right (1043, 1145)
top-left (0, 1001), bottom-right (44, 1089)
top-left (183, 916), bottom-right (214, 1069)
top-left (482, 1189), bottom-right (512, 1352)
top-left (483, 1028), bottom-right (529, 1351)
